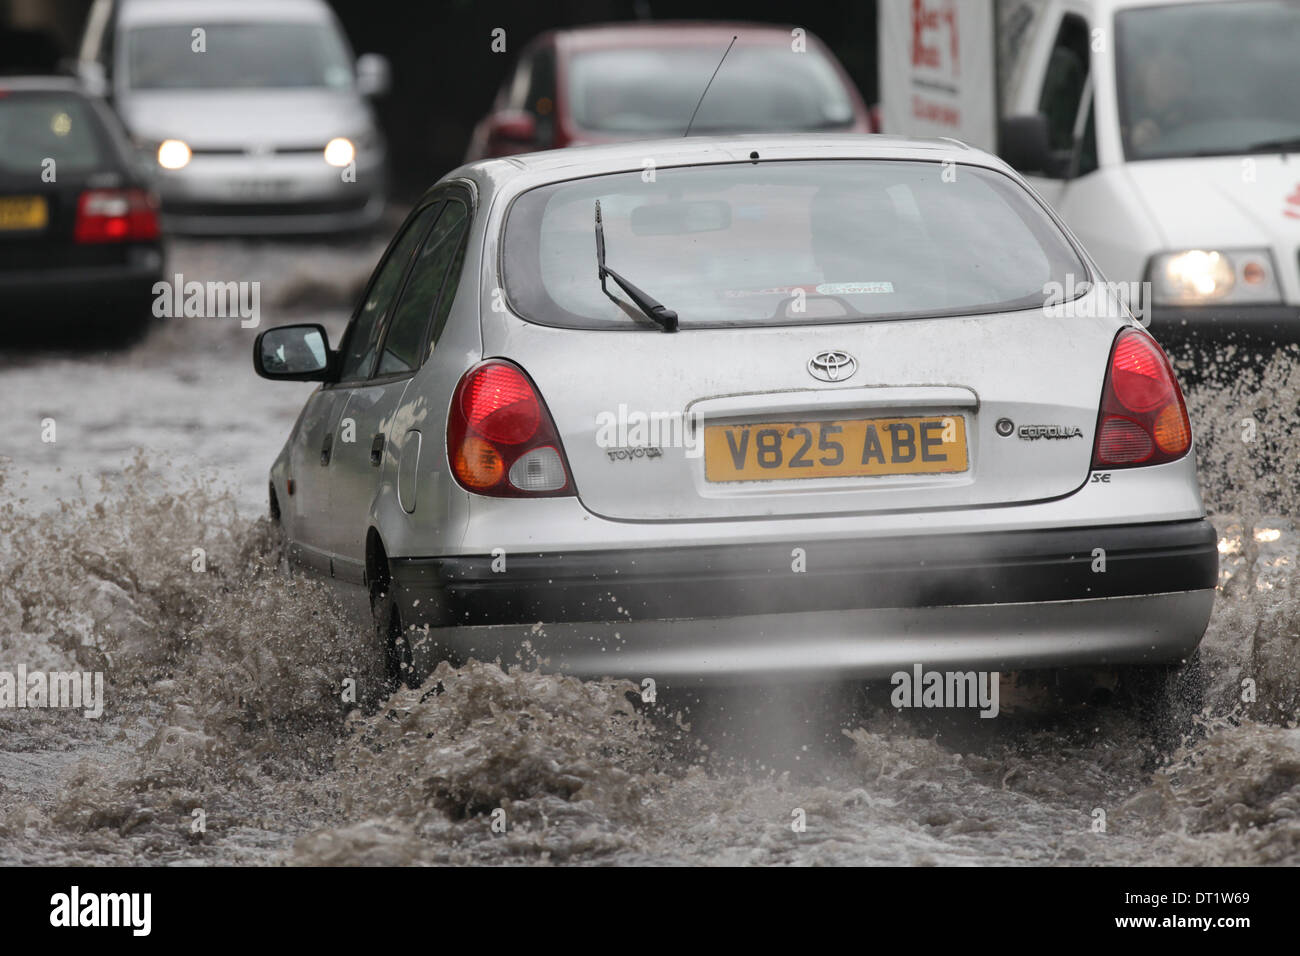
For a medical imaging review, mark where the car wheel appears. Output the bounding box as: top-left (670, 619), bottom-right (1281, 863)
top-left (372, 572), bottom-right (419, 693)
top-left (1119, 649), bottom-right (1206, 747)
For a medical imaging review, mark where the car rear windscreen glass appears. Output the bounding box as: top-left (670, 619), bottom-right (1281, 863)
top-left (0, 93), bottom-right (107, 174)
top-left (503, 160), bottom-right (1088, 329)
top-left (124, 22), bottom-right (355, 90)
top-left (567, 47), bottom-right (855, 134)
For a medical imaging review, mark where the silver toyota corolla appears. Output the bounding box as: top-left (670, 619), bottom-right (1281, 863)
top-left (254, 135), bottom-right (1218, 697)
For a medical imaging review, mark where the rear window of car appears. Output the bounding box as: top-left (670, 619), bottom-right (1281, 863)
top-left (502, 160), bottom-right (1088, 330)
top-left (0, 92), bottom-right (108, 175)
top-left (566, 45), bottom-right (856, 134)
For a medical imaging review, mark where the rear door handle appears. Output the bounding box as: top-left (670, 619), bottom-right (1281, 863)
top-left (320, 432), bottom-right (333, 465)
top-left (370, 433), bottom-right (384, 467)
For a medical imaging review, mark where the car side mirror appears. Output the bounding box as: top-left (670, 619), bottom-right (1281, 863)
top-left (254, 324), bottom-right (334, 381)
top-left (356, 53), bottom-right (391, 97)
top-left (487, 110), bottom-right (537, 151)
top-left (76, 60), bottom-right (108, 98)
top-left (999, 114), bottom-right (1060, 176)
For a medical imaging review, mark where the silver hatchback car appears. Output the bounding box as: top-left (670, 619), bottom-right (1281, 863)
top-left (255, 135), bottom-right (1217, 695)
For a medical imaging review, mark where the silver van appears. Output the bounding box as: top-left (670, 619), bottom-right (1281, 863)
top-left (77, 0), bottom-right (389, 234)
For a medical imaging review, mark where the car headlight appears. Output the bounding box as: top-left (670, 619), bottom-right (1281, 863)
top-left (323, 137), bottom-right (356, 167)
top-left (1147, 248), bottom-right (1281, 306)
top-left (156, 139), bottom-right (192, 170)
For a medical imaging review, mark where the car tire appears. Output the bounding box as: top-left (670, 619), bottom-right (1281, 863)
top-left (372, 571), bottom-right (419, 693)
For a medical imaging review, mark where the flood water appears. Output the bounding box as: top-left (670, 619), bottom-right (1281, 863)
top-left (1, 238), bottom-right (1297, 866)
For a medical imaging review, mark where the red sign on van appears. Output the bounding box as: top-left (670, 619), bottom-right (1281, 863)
top-left (911, 0), bottom-right (960, 76)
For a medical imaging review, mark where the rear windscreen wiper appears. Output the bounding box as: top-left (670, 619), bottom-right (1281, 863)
top-left (594, 200), bottom-right (678, 333)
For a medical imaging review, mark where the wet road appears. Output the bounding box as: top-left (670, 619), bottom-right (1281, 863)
top-left (0, 237), bottom-right (1298, 866)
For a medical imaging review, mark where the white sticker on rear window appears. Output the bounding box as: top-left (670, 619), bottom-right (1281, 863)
top-left (720, 286), bottom-right (803, 298)
top-left (815, 282), bottom-right (895, 295)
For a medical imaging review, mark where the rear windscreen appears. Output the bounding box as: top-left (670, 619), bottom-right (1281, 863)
top-left (0, 93), bottom-right (108, 175)
top-left (503, 160), bottom-right (1088, 330)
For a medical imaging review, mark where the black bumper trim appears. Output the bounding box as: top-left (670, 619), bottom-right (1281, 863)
top-left (0, 265), bottom-right (162, 296)
top-left (389, 520), bottom-right (1219, 627)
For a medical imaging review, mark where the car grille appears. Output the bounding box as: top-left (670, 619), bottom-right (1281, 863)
top-left (189, 145), bottom-right (326, 156)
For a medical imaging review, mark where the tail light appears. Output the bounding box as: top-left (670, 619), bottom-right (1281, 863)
top-left (447, 360), bottom-right (573, 497)
top-left (74, 188), bottom-right (160, 243)
top-left (1092, 328), bottom-right (1191, 468)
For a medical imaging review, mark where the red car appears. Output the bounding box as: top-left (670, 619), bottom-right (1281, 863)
top-left (466, 22), bottom-right (873, 160)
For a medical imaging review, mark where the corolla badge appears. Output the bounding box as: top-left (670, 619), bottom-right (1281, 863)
top-left (1018, 424), bottom-right (1084, 440)
top-left (807, 350), bottom-right (857, 382)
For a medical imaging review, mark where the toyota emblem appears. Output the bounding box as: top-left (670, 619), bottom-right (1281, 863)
top-left (807, 350), bottom-right (857, 383)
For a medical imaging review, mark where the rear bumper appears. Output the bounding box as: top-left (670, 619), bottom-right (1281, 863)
top-left (393, 519), bottom-right (1218, 624)
top-left (0, 256), bottom-right (162, 297)
top-left (405, 592), bottom-right (1216, 682)
top-left (0, 254), bottom-right (164, 326)
top-left (391, 519), bottom-right (1218, 678)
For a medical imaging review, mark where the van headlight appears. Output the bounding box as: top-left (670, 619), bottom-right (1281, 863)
top-left (1147, 248), bottom-right (1280, 305)
top-left (323, 137), bottom-right (356, 167)
top-left (156, 139), bottom-right (192, 170)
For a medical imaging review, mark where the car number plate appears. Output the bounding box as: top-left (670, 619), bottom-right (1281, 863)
top-left (0, 195), bottom-right (48, 231)
top-left (704, 415), bottom-right (968, 482)
top-left (227, 179), bottom-right (292, 199)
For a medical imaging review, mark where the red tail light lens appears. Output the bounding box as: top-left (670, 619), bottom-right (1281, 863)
top-left (1110, 333), bottom-right (1168, 412)
top-left (74, 188), bottom-right (160, 243)
top-left (448, 360), bottom-right (573, 497)
top-left (463, 363), bottom-right (541, 443)
top-left (1092, 329), bottom-right (1191, 468)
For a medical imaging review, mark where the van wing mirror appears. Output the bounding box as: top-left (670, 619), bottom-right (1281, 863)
top-left (356, 53), bottom-right (391, 97)
top-left (999, 115), bottom-right (1058, 176)
top-left (76, 60), bottom-right (108, 98)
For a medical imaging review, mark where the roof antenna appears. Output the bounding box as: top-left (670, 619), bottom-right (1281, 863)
top-left (684, 35), bottom-right (737, 137)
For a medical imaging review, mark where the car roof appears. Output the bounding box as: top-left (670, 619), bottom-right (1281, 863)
top-left (444, 133), bottom-right (1004, 199)
top-left (1041, 0), bottom-right (1246, 14)
top-left (552, 21), bottom-right (812, 52)
top-left (117, 0), bottom-right (335, 27)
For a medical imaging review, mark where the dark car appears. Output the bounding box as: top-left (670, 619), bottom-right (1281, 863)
top-left (0, 77), bottom-right (164, 344)
top-left (465, 22), bottom-right (873, 161)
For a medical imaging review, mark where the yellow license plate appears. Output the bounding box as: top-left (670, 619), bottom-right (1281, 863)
top-left (0, 195), bottom-right (48, 231)
top-left (705, 416), bottom-right (968, 482)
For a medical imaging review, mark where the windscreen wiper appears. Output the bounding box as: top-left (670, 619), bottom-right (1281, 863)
top-left (595, 200), bottom-right (678, 333)
top-left (1239, 136), bottom-right (1300, 154)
